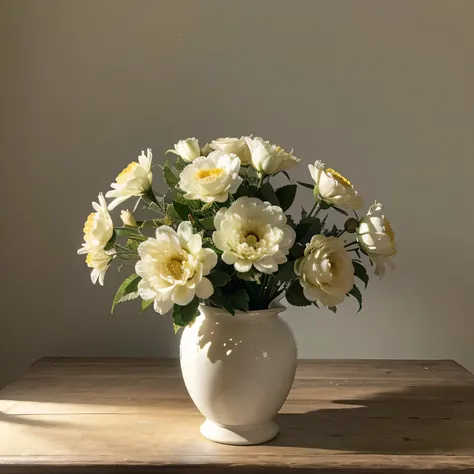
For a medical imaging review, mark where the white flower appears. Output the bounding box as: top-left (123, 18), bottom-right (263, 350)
top-left (245, 136), bottom-right (300, 175)
top-left (85, 249), bottom-right (113, 286)
top-left (135, 222), bottom-right (218, 314)
top-left (211, 137), bottom-right (251, 165)
top-left (178, 151), bottom-right (242, 203)
top-left (77, 193), bottom-right (114, 255)
top-left (106, 149), bottom-right (153, 210)
top-left (213, 197), bottom-right (296, 274)
top-left (308, 160), bottom-right (363, 210)
top-left (294, 235), bottom-right (354, 307)
top-left (357, 202), bottom-right (396, 278)
top-left (120, 210), bottom-right (137, 227)
top-left (169, 137), bottom-right (201, 163)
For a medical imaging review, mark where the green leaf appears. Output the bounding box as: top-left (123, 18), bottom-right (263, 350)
top-left (111, 273), bottom-right (142, 313)
top-left (104, 231), bottom-right (116, 251)
top-left (281, 170), bottom-right (291, 181)
top-left (210, 293), bottom-right (235, 315)
top-left (278, 260), bottom-right (296, 281)
top-left (200, 217), bottom-right (216, 231)
top-left (348, 285), bottom-right (363, 312)
top-left (296, 217), bottom-right (322, 242)
top-left (234, 184), bottom-right (258, 199)
top-left (297, 181), bottom-right (315, 190)
top-left (236, 269), bottom-right (261, 283)
top-left (141, 298), bottom-right (154, 313)
top-left (126, 238), bottom-right (140, 251)
top-left (328, 305), bottom-right (338, 313)
top-left (172, 201), bottom-right (191, 220)
top-left (320, 200), bottom-right (331, 210)
top-left (353, 261), bottom-right (369, 288)
top-left (286, 281), bottom-right (311, 307)
top-left (275, 184), bottom-right (297, 212)
top-left (163, 162), bottom-right (179, 188)
top-left (229, 289), bottom-right (249, 312)
top-left (258, 182), bottom-right (280, 206)
top-left (331, 205), bottom-right (348, 216)
top-left (289, 244), bottom-right (305, 259)
top-left (207, 271), bottom-right (231, 288)
top-left (173, 296), bottom-right (200, 327)
top-left (114, 227), bottom-right (140, 237)
top-left (165, 204), bottom-right (181, 220)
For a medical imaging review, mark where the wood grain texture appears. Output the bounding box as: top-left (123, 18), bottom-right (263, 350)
top-left (1, 358), bottom-right (473, 473)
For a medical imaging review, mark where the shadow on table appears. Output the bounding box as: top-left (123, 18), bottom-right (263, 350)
top-left (270, 383), bottom-right (474, 454)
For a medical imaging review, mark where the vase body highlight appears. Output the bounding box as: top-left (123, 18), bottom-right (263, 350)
top-left (179, 304), bottom-right (297, 445)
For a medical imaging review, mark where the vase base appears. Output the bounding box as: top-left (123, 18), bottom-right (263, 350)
top-left (200, 419), bottom-right (279, 445)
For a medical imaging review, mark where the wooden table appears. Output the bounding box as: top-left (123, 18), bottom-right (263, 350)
top-left (1, 358), bottom-right (474, 473)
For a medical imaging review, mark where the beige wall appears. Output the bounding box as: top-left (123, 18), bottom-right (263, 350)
top-left (1, 0), bottom-right (474, 388)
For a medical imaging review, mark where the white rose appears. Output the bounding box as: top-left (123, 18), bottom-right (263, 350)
top-left (169, 137), bottom-right (201, 163)
top-left (294, 235), bottom-right (354, 307)
top-left (106, 149), bottom-right (153, 210)
top-left (245, 136), bottom-right (300, 175)
top-left (210, 137), bottom-right (251, 165)
top-left (136, 222), bottom-right (218, 314)
top-left (77, 193), bottom-right (114, 255)
top-left (85, 249), bottom-right (114, 286)
top-left (213, 197), bottom-right (296, 274)
top-left (120, 210), bottom-right (137, 227)
top-left (178, 151), bottom-right (242, 203)
top-left (308, 160), bottom-right (363, 210)
top-left (357, 202), bottom-right (396, 278)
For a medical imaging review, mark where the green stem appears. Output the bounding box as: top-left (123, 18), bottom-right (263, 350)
top-left (256, 173), bottom-right (265, 190)
top-left (308, 201), bottom-right (321, 218)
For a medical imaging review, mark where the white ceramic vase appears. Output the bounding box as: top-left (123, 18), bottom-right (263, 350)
top-left (180, 304), bottom-right (297, 445)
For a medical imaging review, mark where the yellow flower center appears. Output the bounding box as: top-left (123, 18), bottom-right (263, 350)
top-left (167, 258), bottom-right (184, 280)
top-left (274, 146), bottom-right (282, 152)
top-left (384, 219), bottom-right (395, 243)
top-left (117, 162), bottom-right (138, 182)
top-left (245, 234), bottom-right (259, 246)
top-left (196, 168), bottom-right (225, 181)
top-left (83, 213), bottom-right (95, 235)
top-left (326, 168), bottom-right (352, 188)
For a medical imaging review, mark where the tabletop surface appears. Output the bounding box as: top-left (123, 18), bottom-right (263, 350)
top-left (0, 358), bottom-right (474, 473)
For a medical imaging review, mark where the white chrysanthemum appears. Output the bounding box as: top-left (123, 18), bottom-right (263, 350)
top-left (308, 160), bottom-right (363, 210)
top-left (178, 151), bottom-right (242, 203)
top-left (135, 222), bottom-right (218, 314)
top-left (213, 197), bottom-right (296, 274)
top-left (168, 137), bottom-right (201, 163)
top-left (77, 193), bottom-right (114, 255)
top-left (86, 249), bottom-right (113, 286)
top-left (245, 136), bottom-right (300, 175)
top-left (294, 235), bottom-right (354, 307)
top-left (357, 202), bottom-right (396, 278)
top-left (211, 137), bottom-right (251, 165)
top-left (106, 149), bottom-right (153, 210)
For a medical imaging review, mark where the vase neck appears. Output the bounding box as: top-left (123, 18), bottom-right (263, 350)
top-left (198, 304), bottom-right (286, 322)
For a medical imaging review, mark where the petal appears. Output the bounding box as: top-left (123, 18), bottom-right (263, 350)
top-left (234, 259), bottom-right (252, 272)
top-left (153, 298), bottom-right (174, 315)
top-left (107, 196), bottom-right (130, 210)
top-left (199, 248), bottom-right (218, 275)
top-left (195, 277), bottom-right (214, 299)
top-left (253, 257), bottom-right (278, 274)
top-left (171, 285), bottom-right (195, 306)
top-left (222, 250), bottom-right (238, 265)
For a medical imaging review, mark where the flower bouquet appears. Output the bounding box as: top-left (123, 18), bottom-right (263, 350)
top-left (78, 135), bottom-right (396, 444)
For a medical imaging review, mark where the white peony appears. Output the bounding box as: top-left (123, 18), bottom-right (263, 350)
top-left (178, 151), bottom-right (242, 203)
top-left (294, 235), bottom-right (354, 307)
top-left (357, 202), bottom-right (396, 278)
top-left (86, 249), bottom-right (113, 286)
top-left (77, 193), bottom-right (114, 256)
top-left (213, 197), bottom-right (296, 274)
top-left (135, 222), bottom-right (218, 314)
top-left (308, 160), bottom-right (363, 210)
top-left (210, 137), bottom-right (252, 165)
top-left (245, 136), bottom-right (300, 175)
top-left (168, 137), bottom-right (201, 163)
top-left (106, 149), bottom-right (153, 210)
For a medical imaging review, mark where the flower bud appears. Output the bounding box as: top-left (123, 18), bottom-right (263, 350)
top-left (344, 217), bottom-right (358, 233)
top-left (120, 210), bottom-right (137, 227)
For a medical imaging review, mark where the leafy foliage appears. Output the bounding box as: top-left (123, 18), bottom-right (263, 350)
top-left (111, 273), bottom-right (141, 313)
